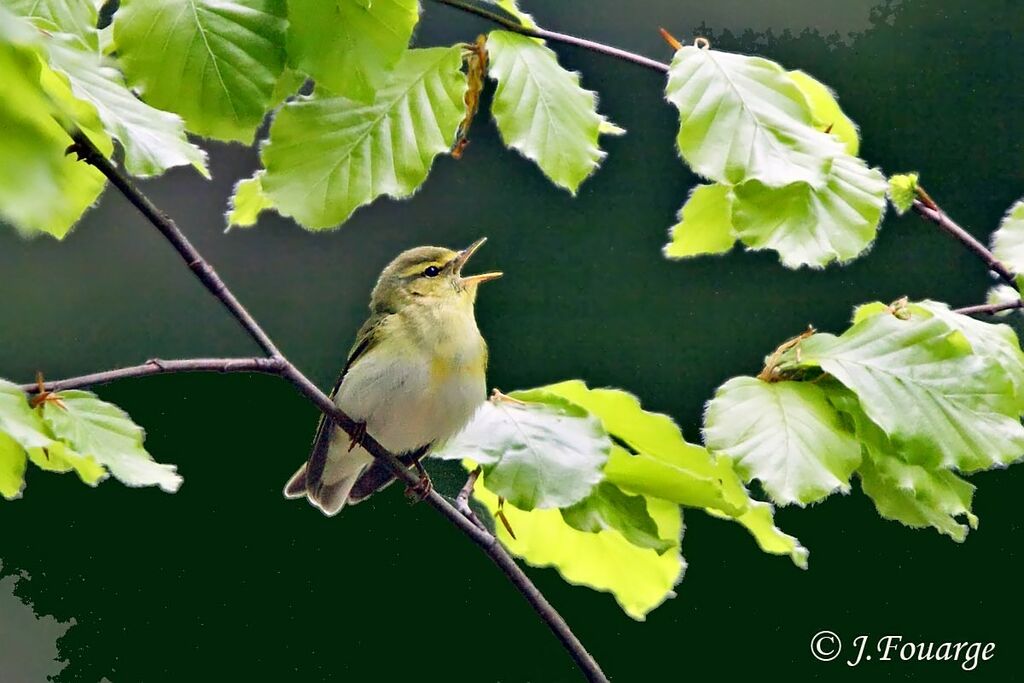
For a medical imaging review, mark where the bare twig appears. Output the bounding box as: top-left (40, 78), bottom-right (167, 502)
top-left (954, 300), bottom-right (1024, 316)
top-left (429, 0), bottom-right (670, 72)
top-left (456, 466), bottom-right (487, 531)
top-left (912, 198), bottom-right (1017, 287)
top-left (58, 131), bottom-right (608, 683)
top-left (18, 357), bottom-right (286, 393)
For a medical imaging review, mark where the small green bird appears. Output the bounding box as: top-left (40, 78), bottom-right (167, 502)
top-left (284, 239), bottom-right (502, 515)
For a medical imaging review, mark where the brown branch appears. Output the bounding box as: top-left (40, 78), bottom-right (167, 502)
top-left (456, 466), bottom-right (487, 531)
top-left (429, 0), bottom-right (670, 73)
top-left (911, 198), bottom-right (1017, 287)
top-left (61, 131), bottom-right (607, 683)
top-left (18, 357), bottom-right (285, 393)
top-left (954, 300), bottom-right (1024, 316)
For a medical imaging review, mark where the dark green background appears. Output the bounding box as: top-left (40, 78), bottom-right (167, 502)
top-left (3, 0), bottom-right (1024, 680)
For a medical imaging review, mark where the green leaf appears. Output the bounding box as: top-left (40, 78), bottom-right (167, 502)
top-left (538, 381), bottom-right (749, 514)
top-left (0, 20), bottom-right (109, 238)
top-left (0, 433), bottom-right (28, 500)
top-left (561, 481), bottom-right (675, 554)
top-left (226, 171), bottom-right (274, 229)
top-left (41, 390), bottom-right (182, 492)
top-left (704, 376), bottom-right (862, 506)
top-left (792, 305), bottom-right (1024, 472)
top-left (473, 471), bottom-right (684, 620)
top-left (706, 498), bottom-right (809, 569)
top-left (7, 0), bottom-right (98, 49)
top-left (732, 154), bottom-right (887, 269)
top-left (986, 284), bottom-right (1022, 316)
top-left (483, 0), bottom-right (536, 28)
top-left (487, 30), bottom-right (614, 194)
top-left (42, 35), bottom-right (209, 178)
top-left (262, 46), bottom-right (467, 229)
top-left (26, 440), bottom-right (107, 485)
top-left (663, 183), bottom-right (736, 259)
top-left (887, 172), bottom-right (919, 215)
top-left (664, 46), bottom-right (840, 187)
top-left (788, 70), bottom-right (859, 155)
top-left (991, 200), bottom-right (1024, 274)
top-left (114, 0), bottom-right (288, 142)
top-left (285, 0), bottom-right (420, 103)
top-left (432, 390), bottom-right (609, 510)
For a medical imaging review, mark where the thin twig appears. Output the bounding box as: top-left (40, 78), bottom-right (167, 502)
top-left (954, 300), bottom-right (1024, 316)
top-left (912, 198), bottom-right (1017, 287)
top-left (429, 0), bottom-right (670, 72)
top-left (18, 357), bottom-right (286, 393)
top-left (61, 131), bottom-right (608, 683)
top-left (456, 466), bottom-right (487, 531)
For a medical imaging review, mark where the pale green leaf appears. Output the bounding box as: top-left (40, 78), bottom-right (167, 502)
top-left (732, 154), bottom-right (887, 269)
top-left (539, 380), bottom-right (749, 514)
top-left (286, 0), bottom-right (420, 103)
top-left (664, 46), bottom-right (841, 187)
top-left (42, 390), bottom-right (182, 492)
top-left (487, 30), bottom-right (612, 193)
top-left (42, 35), bottom-right (209, 178)
top-left (269, 66), bottom-right (307, 107)
top-left (792, 305), bottom-right (1024, 472)
top-left (26, 440), bottom-right (107, 485)
top-left (6, 0), bottom-right (98, 49)
top-left (0, 433), bottom-right (28, 500)
top-left (483, 0), bottom-right (536, 28)
top-left (226, 171), bottom-right (274, 229)
top-left (991, 200), bottom-right (1024, 274)
top-left (788, 69), bottom-right (859, 155)
top-left (706, 498), bottom-right (809, 569)
top-left (433, 390), bottom-right (609, 510)
top-left (886, 172), bottom-right (919, 215)
top-left (0, 381), bottom-right (53, 452)
top-left (704, 376), bottom-right (862, 506)
top-left (114, 0), bottom-right (288, 142)
top-left (663, 183), bottom-right (736, 259)
top-left (474, 471), bottom-right (684, 620)
top-left (561, 481), bottom-right (675, 554)
top-left (986, 284), bottom-right (1021, 317)
top-left (262, 47), bottom-right (467, 229)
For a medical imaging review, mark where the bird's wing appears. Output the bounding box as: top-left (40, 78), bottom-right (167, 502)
top-left (305, 314), bottom-right (390, 487)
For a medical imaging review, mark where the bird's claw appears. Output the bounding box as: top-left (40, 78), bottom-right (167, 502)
top-left (347, 421), bottom-right (367, 452)
top-left (404, 461), bottom-right (433, 503)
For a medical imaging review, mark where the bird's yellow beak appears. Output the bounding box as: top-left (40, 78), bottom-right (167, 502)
top-left (454, 237), bottom-right (503, 286)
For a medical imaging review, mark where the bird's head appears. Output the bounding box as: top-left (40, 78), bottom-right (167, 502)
top-left (370, 238), bottom-right (502, 312)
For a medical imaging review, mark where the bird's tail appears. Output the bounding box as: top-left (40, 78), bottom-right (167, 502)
top-left (284, 444), bottom-right (372, 516)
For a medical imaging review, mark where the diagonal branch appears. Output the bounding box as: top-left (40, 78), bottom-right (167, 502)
top-left (912, 198), bottom-right (1017, 287)
top-left (60, 131), bottom-right (608, 682)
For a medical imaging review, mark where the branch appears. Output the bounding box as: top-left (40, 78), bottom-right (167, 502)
top-left (429, 0), bottom-right (671, 72)
top-left (912, 198), bottom-right (1017, 287)
top-left (18, 357), bottom-right (285, 393)
top-left (62, 132), bottom-right (608, 683)
top-left (954, 300), bottom-right (1024, 316)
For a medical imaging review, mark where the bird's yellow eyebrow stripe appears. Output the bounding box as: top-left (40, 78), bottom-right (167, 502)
top-left (399, 259), bottom-right (451, 277)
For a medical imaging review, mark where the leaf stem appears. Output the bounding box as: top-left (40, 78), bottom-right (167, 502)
top-left (911, 198), bottom-right (1017, 287)
top-left (58, 131), bottom-right (608, 683)
top-left (428, 0), bottom-right (670, 73)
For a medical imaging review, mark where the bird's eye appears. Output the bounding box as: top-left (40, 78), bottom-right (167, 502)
top-left (422, 265), bottom-right (441, 278)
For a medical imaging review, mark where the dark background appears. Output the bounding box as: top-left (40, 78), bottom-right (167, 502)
top-left (3, 0), bottom-right (1024, 680)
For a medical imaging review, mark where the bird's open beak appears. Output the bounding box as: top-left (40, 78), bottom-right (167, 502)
top-left (455, 237), bottom-right (503, 286)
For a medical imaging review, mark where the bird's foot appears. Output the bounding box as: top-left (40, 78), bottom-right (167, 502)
top-left (404, 461), bottom-right (433, 503)
top-left (347, 421), bottom-right (367, 452)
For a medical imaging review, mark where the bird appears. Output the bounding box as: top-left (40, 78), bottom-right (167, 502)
top-left (284, 238), bottom-right (502, 516)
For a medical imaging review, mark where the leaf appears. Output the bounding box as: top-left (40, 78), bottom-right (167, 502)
top-left (731, 154), bottom-right (887, 269)
top-left (703, 376), bottom-right (862, 506)
top-left (0, 433), bottom-right (28, 500)
top-left (432, 390), bottom-right (609, 510)
top-left (226, 171), bottom-right (274, 229)
top-left (788, 70), bottom-right (859, 155)
top-left (261, 47), bottom-right (467, 229)
top-left (483, 0), bottom-right (536, 28)
top-left (0, 19), bottom-right (109, 238)
top-left (114, 0), bottom-right (288, 142)
top-left (664, 45), bottom-right (841, 187)
top-left (41, 390), bottom-right (182, 492)
top-left (26, 440), bottom-right (107, 485)
top-left (7, 0), bottom-right (98, 49)
top-left (487, 30), bottom-right (614, 193)
top-left (887, 172), bottom-right (919, 215)
top-left (286, 0), bottom-right (420, 103)
top-left (42, 35), bottom-right (209, 178)
top-left (991, 200), bottom-right (1024, 274)
top-left (792, 305), bottom-right (1024, 472)
top-left (561, 482), bottom-right (675, 554)
top-left (663, 183), bottom-right (736, 259)
top-left (987, 284), bottom-right (1022, 317)
top-left (473, 471), bottom-right (684, 620)
top-left (539, 380), bottom-right (749, 514)
top-left (706, 498), bottom-right (809, 569)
